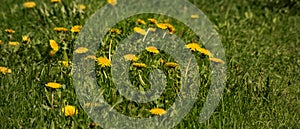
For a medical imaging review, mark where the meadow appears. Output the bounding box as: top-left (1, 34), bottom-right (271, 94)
top-left (0, 0), bottom-right (299, 128)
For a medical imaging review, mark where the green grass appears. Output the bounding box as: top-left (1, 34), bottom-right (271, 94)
top-left (0, 0), bottom-right (299, 128)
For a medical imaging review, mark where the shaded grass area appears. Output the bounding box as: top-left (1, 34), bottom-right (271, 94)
top-left (0, 0), bottom-right (299, 128)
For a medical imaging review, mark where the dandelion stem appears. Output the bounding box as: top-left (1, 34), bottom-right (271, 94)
top-left (51, 91), bottom-right (54, 108)
top-left (142, 28), bottom-right (150, 42)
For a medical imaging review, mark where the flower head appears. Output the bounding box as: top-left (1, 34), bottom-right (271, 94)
top-left (53, 27), bottom-right (68, 32)
top-left (191, 14), bottom-right (199, 19)
top-left (8, 41), bottom-right (19, 46)
top-left (156, 23), bottom-right (168, 30)
top-left (77, 4), bottom-right (86, 10)
top-left (45, 82), bottom-right (62, 89)
top-left (49, 50), bottom-right (56, 57)
top-left (146, 46), bottom-right (159, 54)
top-left (71, 25), bottom-right (82, 33)
top-left (85, 55), bottom-right (97, 61)
top-left (134, 27), bottom-right (147, 35)
top-left (148, 18), bottom-right (158, 25)
top-left (209, 57), bottom-right (225, 64)
top-left (164, 23), bottom-right (176, 34)
top-left (137, 19), bottom-right (146, 25)
top-left (49, 40), bottom-right (59, 52)
top-left (62, 105), bottom-right (78, 117)
top-left (50, 0), bottom-right (61, 3)
top-left (0, 40), bottom-right (3, 45)
top-left (22, 36), bottom-right (30, 43)
top-left (124, 54), bottom-right (138, 61)
top-left (109, 28), bottom-right (121, 34)
top-left (185, 43), bottom-right (201, 51)
top-left (132, 63), bottom-right (147, 68)
top-left (107, 0), bottom-right (117, 6)
top-left (58, 61), bottom-right (69, 67)
top-left (0, 66), bottom-right (12, 74)
top-left (23, 2), bottom-right (36, 8)
top-left (164, 62), bottom-right (179, 68)
top-left (97, 57), bottom-right (111, 67)
top-left (148, 27), bottom-right (156, 32)
top-left (74, 47), bottom-right (88, 54)
top-left (149, 108), bottom-right (166, 116)
top-left (197, 48), bottom-right (213, 57)
top-left (5, 29), bottom-right (15, 34)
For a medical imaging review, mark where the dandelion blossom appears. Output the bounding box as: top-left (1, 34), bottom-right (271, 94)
top-left (124, 54), bottom-right (138, 61)
top-left (137, 19), bottom-right (146, 25)
top-left (132, 63), bottom-right (147, 68)
top-left (190, 14), bottom-right (199, 19)
top-left (148, 27), bottom-right (156, 32)
top-left (146, 46), bottom-right (159, 54)
top-left (134, 27), bottom-right (146, 35)
top-left (109, 28), bottom-right (121, 34)
top-left (85, 55), bottom-right (97, 61)
top-left (164, 62), bottom-right (179, 68)
top-left (0, 66), bottom-right (12, 74)
top-left (22, 36), bottom-right (30, 43)
top-left (209, 57), bottom-right (225, 64)
top-left (53, 27), bottom-right (68, 32)
top-left (58, 61), bottom-right (69, 67)
top-left (150, 108), bottom-right (166, 116)
top-left (74, 47), bottom-right (88, 54)
top-left (107, 0), bottom-right (117, 6)
top-left (50, 0), bottom-right (61, 3)
top-left (148, 18), bottom-right (158, 25)
top-left (8, 41), bottom-right (19, 46)
top-left (97, 57), bottom-right (111, 67)
top-left (71, 25), bottom-right (82, 33)
top-left (185, 43), bottom-right (201, 51)
top-left (49, 40), bottom-right (59, 52)
top-left (5, 29), bottom-right (15, 34)
top-left (23, 2), bottom-right (36, 8)
top-left (45, 82), bottom-right (62, 89)
top-left (156, 23), bottom-right (168, 30)
top-left (0, 40), bottom-right (3, 45)
top-left (49, 50), bottom-right (56, 57)
top-left (77, 4), bottom-right (86, 10)
top-left (197, 48), bottom-right (213, 57)
top-left (62, 105), bottom-right (78, 117)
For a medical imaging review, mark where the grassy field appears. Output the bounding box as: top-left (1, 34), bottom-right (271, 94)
top-left (0, 0), bottom-right (299, 128)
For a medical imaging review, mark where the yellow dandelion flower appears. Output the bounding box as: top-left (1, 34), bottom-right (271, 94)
top-left (107, 0), bottom-right (117, 6)
top-left (61, 105), bottom-right (78, 117)
top-left (197, 48), bottom-right (213, 57)
top-left (22, 36), bottom-right (30, 43)
top-left (185, 43), bottom-right (201, 51)
top-left (137, 19), bottom-right (146, 25)
top-left (132, 63), bottom-right (147, 68)
top-left (164, 62), bottom-right (179, 68)
top-left (71, 25), bottom-right (82, 33)
top-left (164, 23), bottom-right (176, 34)
top-left (58, 61), bottom-right (69, 67)
top-left (8, 41), bottom-right (19, 46)
top-left (159, 58), bottom-right (164, 64)
top-left (49, 50), bottom-right (56, 57)
top-left (53, 27), bottom-right (68, 32)
top-left (209, 57), bottom-right (225, 64)
top-left (23, 1), bottom-right (36, 8)
top-left (109, 28), bottom-right (121, 34)
top-left (0, 40), bottom-right (3, 45)
top-left (74, 47), bottom-right (88, 54)
top-left (49, 40), bottom-right (59, 52)
top-left (50, 0), bottom-right (61, 3)
top-left (0, 66), bottom-right (12, 74)
top-left (45, 82), bottom-right (62, 89)
top-left (146, 46), bottom-right (159, 54)
top-left (84, 55), bottom-right (97, 61)
top-left (97, 57), bottom-right (111, 67)
top-left (5, 29), bottom-right (15, 34)
top-left (134, 27), bottom-right (147, 35)
top-left (149, 108), bottom-right (166, 116)
top-left (148, 27), bottom-right (156, 32)
top-left (77, 4), bottom-right (86, 10)
top-left (148, 18), bottom-right (158, 25)
top-left (191, 14), bottom-right (199, 19)
top-left (156, 23), bottom-right (168, 30)
top-left (124, 54), bottom-right (138, 61)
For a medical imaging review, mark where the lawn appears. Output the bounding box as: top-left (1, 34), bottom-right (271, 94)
top-left (0, 0), bottom-right (299, 128)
